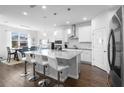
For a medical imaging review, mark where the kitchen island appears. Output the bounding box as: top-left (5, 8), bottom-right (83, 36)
top-left (25, 49), bottom-right (82, 81)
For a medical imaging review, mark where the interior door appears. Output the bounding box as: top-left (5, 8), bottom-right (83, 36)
top-left (92, 28), bottom-right (106, 70)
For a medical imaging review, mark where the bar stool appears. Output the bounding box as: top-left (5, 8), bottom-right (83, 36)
top-left (17, 51), bottom-right (29, 77)
top-left (25, 53), bottom-right (39, 81)
top-left (48, 56), bottom-right (69, 87)
top-left (35, 54), bottom-right (49, 87)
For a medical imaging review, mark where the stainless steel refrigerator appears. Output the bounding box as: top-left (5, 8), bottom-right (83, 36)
top-left (108, 6), bottom-right (123, 87)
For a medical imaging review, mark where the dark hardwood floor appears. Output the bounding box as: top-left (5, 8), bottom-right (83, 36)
top-left (0, 62), bottom-right (110, 87)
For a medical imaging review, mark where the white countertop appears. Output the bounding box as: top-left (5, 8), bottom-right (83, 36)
top-left (25, 49), bottom-right (82, 59)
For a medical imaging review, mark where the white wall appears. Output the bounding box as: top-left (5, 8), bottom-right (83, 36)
top-left (0, 24), bottom-right (39, 59)
top-left (0, 25), bottom-right (8, 59)
top-left (77, 21), bottom-right (91, 42)
top-left (91, 7), bottom-right (119, 73)
top-left (37, 27), bottom-right (64, 43)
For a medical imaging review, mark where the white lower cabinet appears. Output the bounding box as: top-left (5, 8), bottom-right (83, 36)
top-left (81, 50), bottom-right (92, 64)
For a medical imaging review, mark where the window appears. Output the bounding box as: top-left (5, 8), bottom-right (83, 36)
top-left (11, 32), bottom-right (28, 48)
top-left (41, 39), bottom-right (48, 48)
top-left (42, 40), bottom-right (48, 45)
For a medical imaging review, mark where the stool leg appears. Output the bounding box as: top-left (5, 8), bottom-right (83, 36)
top-left (43, 65), bottom-right (47, 86)
top-left (7, 54), bottom-right (9, 62)
top-left (20, 61), bottom-right (29, 77)
top-left (8, 54), bottom-right (11, 62)
top-left (54, 71), bottom-right (64, 87)
top-left (58, 71), bottom-right (60, 87)
top-left (25, 61), bottom-right (27, 74)
top-left (28, 63), bottom-right (39, 81)
top-left (38, 65), bottom-right (47, 87)
top-left (33, 63), bottom-right (35, 76)
top-left (43, 66), bottom-right (46, 79)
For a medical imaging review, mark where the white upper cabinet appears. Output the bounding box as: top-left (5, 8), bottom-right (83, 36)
top-left (78, 25), bottom-right (91, 42)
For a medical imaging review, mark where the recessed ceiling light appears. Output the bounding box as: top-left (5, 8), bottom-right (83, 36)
top-left (43, 33), bottom-right (47, 36)
top-left (66, 21), bottom-right (70, 24)
top-left (53, 13), bottom-right (57, 15)
top-left (82, 17), bottom-right (87, 21)
top-left (30, 5), bottom-right (37, 8)
top-left (54, 31), bottom-right (57, 36)
top-left (67, 29), bottom-right (71, 34)
top-left (42, 5), bottom-right (47, 9)
top-left (67, 8), bottom-right (71, 11)
top-left (54, 24), bottom-right (56, 27)
top-left (22, 12), bottom-right (28, 16)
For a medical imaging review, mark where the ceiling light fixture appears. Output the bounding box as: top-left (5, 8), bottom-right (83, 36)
top-left (54, 31), bottom-right (57, 36)
top-left (54, 24), bottom-right (57, 27)
top-left (42, 5), bottom-right (47, 9)
top-left (66, 21), bottom-right (70, 24)
top-left (43, 33), bottom-right (47, 36)
top-left (67, 29), bottom-right (71, 34)
top-left (22, 12), bottom-right (28, 16)
top-left (82, 17), bottom-right (87, 21)
top-left (67, 8), bottom-right (71, 11)
top-left (53, 13), bottom-right (57, 15)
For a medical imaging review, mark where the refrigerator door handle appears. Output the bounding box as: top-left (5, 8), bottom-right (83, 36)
top-left (108, 29), bottom-right (116, 70)
top-left (112, 30), bottom-right (116, 69)
top-left (108, 31), bottom-right (111, 69)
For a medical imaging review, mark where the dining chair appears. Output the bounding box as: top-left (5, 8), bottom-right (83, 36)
top-left (25, 53), bottom-right (39, 81)
top-left (48, 56), bottom-right (69, 87)
top-left (17, 51), bottom-right (29, 77)
top-left (35, 54), bottom-right (49, 87)
top-left (6, 47), bottom-right (16, 62)
top-left (22, 46), bottom-right (29, 57)
top-left (30, 46), bottom-right (37, 51)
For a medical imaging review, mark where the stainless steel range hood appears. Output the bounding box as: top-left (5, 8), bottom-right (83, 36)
top-left (69, 24), bottom-right (78, 39)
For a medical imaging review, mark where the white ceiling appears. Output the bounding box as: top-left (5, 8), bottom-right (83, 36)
top-left (0, 5), bottom-right (118, 31)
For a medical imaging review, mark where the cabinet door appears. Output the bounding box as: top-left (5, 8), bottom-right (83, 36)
top-left (81, 51), bottom-right (84, 61)
top-left (81, 50), bottom-right (92, 63)
top-left (85, 51), bottom-right (92, 63)
top-left (78, 26), bottom-right (91, 42)
top-left (83, 51), bottom-right (87, 61)
top-left (85, 51), bottom-right (91, 62)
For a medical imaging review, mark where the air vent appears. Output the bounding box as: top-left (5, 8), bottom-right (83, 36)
top-left (29, 5), bottom-right (37, 8)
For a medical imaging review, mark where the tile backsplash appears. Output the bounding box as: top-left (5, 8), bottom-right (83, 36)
top-left (67, 39), bottom-right (92, 50)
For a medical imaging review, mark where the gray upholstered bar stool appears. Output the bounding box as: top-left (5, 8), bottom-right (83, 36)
top-left (17, 51), bottom-right (29, 77)
top-left (35, 54), bottom-right (49, 87)
top-left (48, 56), bottom-right (69, 87)
top-left (25, 53), bottom-right (39, 81)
